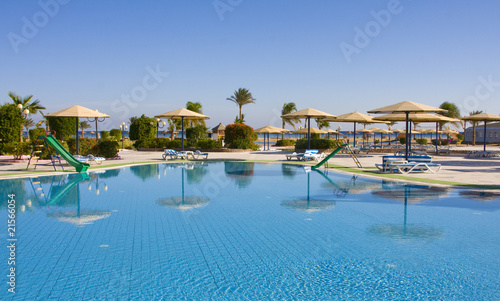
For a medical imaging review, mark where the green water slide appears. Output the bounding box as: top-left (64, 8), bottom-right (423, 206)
top-left (312, 143), bottom-right (347, 170)
top-left (45, 135), bottom-right (90, 172)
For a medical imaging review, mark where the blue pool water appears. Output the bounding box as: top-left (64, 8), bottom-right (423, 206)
top-left (1, 162), bottom-right (499, 300)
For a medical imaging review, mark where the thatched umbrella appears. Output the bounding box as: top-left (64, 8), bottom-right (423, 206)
top-left (155, 108), bottom-right (210, 151)
top-left (323, 112), bottom-right (386, 147)
top-left (254, 126), bottom-right (288, 150)
top-left (368, 102), bottom-right (447, 159)
top-left (374, 112), bottom-right (459, 154)
top-left (461, 113), bottom-right (500, 151)
top-left (281, 108), bottom-right (336, 149)
top-left (44, 105), bottom-right (110, 155)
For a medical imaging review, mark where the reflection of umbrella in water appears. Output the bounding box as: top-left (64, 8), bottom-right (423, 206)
top-left (157, 168), bottom-right (209, 210)
top-left (368, 184), bottom-right (445, 239)
top-left (281, 171), bottom-right (336, 213)
top-left (459, 190), bottom-right (500, 201)
top-left (46, 173), bottom-right (111, 225)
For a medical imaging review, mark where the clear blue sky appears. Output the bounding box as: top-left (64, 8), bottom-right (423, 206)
top-left (2, 0), bottom-right (499, 131)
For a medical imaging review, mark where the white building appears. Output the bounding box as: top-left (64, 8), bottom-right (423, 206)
top-left (464, 122), bottom-right (500, 144)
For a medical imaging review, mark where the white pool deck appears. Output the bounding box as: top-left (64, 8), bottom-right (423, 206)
top-left (1, 145), bottom-right (499, 188)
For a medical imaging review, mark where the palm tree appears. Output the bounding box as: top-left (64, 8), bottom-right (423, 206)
top-left (315, 118), bottom-right (330, 130)
top-left (439, 101), bottom-right (461, 130)
top-left (227, 88), bottom-right (255, 123)
top-left (79, 121), bottom-right (91, 138)
top-left (9, 92), bottom-right (46, 142)
top-left (186, 101), bottom-right (205, 127)
top-left (467, 110), bottom-right (483, 145)
top-left (168, 119), bottom-right (181, 139)
top-left (281, 102), bottom-right (300, 139)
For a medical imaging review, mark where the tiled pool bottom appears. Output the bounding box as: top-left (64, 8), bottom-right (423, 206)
top-left (1, 162), bottom-right (499, 300)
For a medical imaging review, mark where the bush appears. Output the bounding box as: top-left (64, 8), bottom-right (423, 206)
top-left (311, 133), bottom-right (321, 139)
top-left (93, 139), bottom-right (119, 158)
top-left (0, 104), bottom-right (24, 154)
top-left (47, 117), bottom-right (76, 141)
top-left (196, 139), bottom-right (222, 149)
top-left (100, 130), bottom-right (109, 139)
top-left (186, 125), bottom-right (208, 147)
top-left (4, 142), bottom-right (32, 159)
top-left (457, 133), bottom-right (464, 141)
top-left (399, 137), bottom-right (406, 145)
top-left (275, 139), bottom-right (295, 147)
top-left (66, 137), bottom-right (97, 155)
top-left (415, 138), bottom-right (428, 145)
top-left (133, 138), bottom-right (182, 149)
top-left (29, 128), bottom-right (46, 140)
top-left (129, 114), bottom-right (155, 141)
top-left (224, 124), bottom-right (258, 149)
top-left (374, 139), bottom-right (380, 145)
top-left (110, 129), bottom-right (121, 140)
top-left (295, 138), bottom-right (343, 150)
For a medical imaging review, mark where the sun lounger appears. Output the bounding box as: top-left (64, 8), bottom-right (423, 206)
top-left (162, 149), bottom-right (189, 160)
top-left (376, 155), bottom-right (439, 173)
top-left (286, 152), bottom-right (304, 161)
top-left (74, 154), bottom-right (105, 164)
top-left (193, 150), bottom-right (209, 159)
top-left (387, 161), bottom-right (442, 174)
top-left (302, 150), bottom-right (323, 161)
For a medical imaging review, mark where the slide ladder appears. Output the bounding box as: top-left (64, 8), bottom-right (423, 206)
top-left (312, 143), bottom-right (347, 170)
top-left (26, 135), bottom-right (63, 171)
top-left (345, 145), bottom-right (363, 168)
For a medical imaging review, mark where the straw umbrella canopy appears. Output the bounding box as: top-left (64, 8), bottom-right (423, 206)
top-left (461, 113), bottom-right (500, 151)
top-left (374, 112), bottom-right (459, 153)
top-left (356, 128), bottom-right (373, 146)
top-left (155, 108), bottom-right (210, 151)
top-left (44, 105), bottom-right (110, 155)
top-left (368, 101), bottom-right (447, 160)
top-left (293, 127), bottom-right (328, 134)
top-left (254, 126), bottom-right (288, 150)
top-left (369, 127), bottom-right (392, 146)
top-left (281, 108), bottom-right (336, 149)
top-left (323, 112), bottom-right (385, 147)
top-left (325, 129), bottom-right (341, 139)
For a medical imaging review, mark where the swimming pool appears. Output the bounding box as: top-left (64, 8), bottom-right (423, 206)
top-left (1, 162), bottom-right (499, 300)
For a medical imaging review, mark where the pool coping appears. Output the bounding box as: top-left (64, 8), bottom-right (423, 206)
top-left (2, 158), bottom-right (499, 191)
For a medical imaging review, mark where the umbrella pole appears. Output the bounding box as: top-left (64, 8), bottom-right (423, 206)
top-left (181, 116), bottom-right (185, 151)
top-left (435, 122), bottom-right (439, 154)
top-left (405, 112), bottom-right (409, 160)
top-left (483, 120), bottom-right (487, 151)
top-left (76, 117), bottom-right (79, 155)
top-left (307, 117), bottom-right (311, 149)
top-left (353, 122), bottom-right (357, 147)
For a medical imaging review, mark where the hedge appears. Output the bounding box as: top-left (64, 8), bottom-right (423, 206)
top-left (295, 138), bottom-right (343, 150)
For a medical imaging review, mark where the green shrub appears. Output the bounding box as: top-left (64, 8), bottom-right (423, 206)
top-left (4, 142), bottom-right (32, 159)
top-left (311, 133), bottom-right (321, 139)
top-left (0, 104), bottom-right (24, 154)
top-left (47, 117), bottom-right (76, 141)
top-left (29, 128), bottom-right (46, 140)
top-left (110, 129), bottom-right (121, 140)
top-left (415, 138), bottom-right (428, 145)
top-left (93, 139), bottom-right (119, 158)
top-left (457, 133), bottom-right (464, 141)
top-left (224, 124), bottom-right (258, 149)
top-left (186, 125), bottom-right (208, 147)
top-left (67, 137), bottom-right (97, 155)
top-left (399, 137), bottom-right (406, 145)
top-left (275, 139), bottom-right (295, 147)
top-left (196, 139), bottom-right (222, 149)
top-left (133, 138), bottom-right (183, 149)
top-left (295, 138), bottom-right (343, 150)
top-left (374, 139), bottom-right (380, 145)
top-left (129, 114), bottom-right (155, 141)
top-left (100, 130), bottom-right (109, 139)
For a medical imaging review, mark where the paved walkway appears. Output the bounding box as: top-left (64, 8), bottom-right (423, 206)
top-left (1, 146), bottom-right (499, 189)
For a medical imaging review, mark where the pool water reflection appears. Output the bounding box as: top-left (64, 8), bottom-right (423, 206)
top-left (0, 162), bottom-right (499, 300)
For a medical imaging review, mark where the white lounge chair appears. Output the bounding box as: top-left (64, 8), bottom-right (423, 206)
top-left (162, 149), bottom-right (189, 160)
top-left (193, 150), bottom-right (209, 159)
